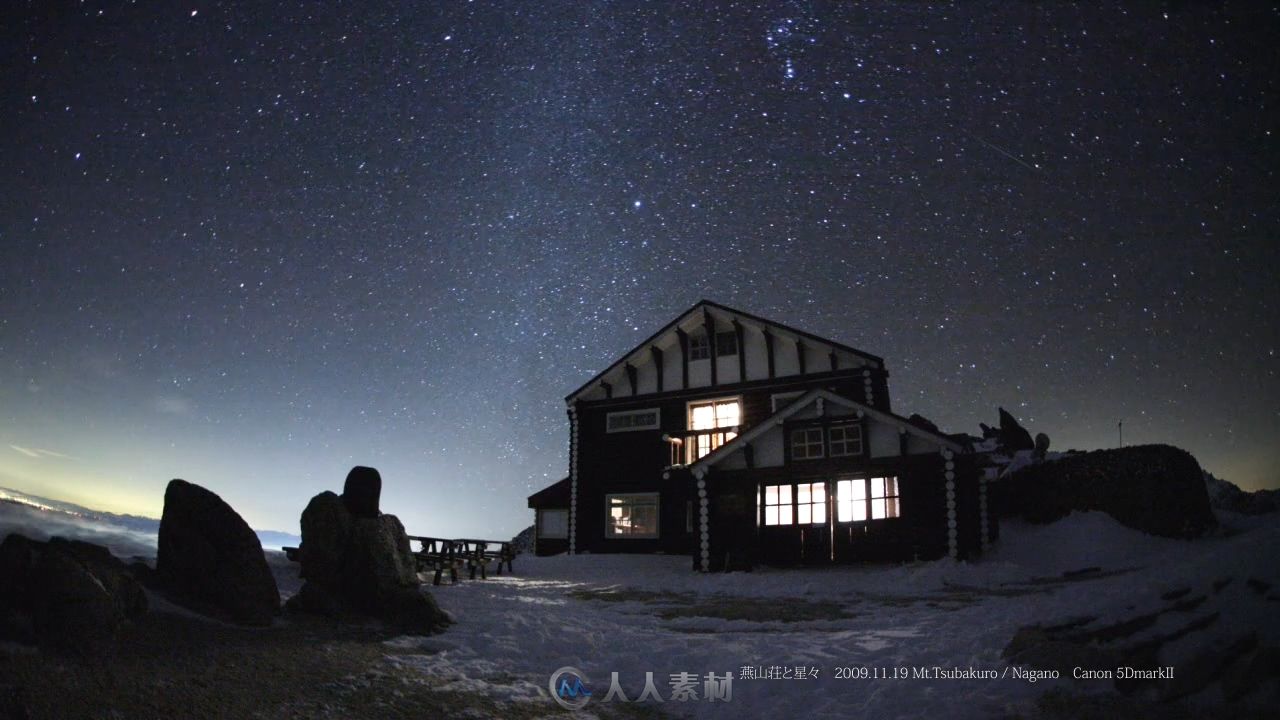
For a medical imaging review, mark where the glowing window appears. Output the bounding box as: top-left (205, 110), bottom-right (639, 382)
top-left (796, 482), bottom-right (827, 525)
top-left (836, 477), bottom-right (900, 522)
top-left (870, 476), bottom-right (900, 519)
top-left (763, 484), bottom-right (792, 526)
top-left (836, 478), bottom-right (867, 522)
top-left (606, 493), bottom-right (659, 538)
top-left (687, 398), bottom-right (740, 462)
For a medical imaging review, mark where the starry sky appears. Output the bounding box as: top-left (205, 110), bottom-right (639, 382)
top-left (2, 1), bottom-right (1277, 538)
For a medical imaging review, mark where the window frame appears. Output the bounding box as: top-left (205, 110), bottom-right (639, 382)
top-left (604, 492), bottom-right (660, 539)
top-left (688, 333), bottom-right (711, 361)
top-left (762, 483), bottom-right (793, 526)
top-left (685, 396), bottom-right (741, 463)
top-left (538, 508), bottom-right (569, 539)
top-left (835, 475), bottom-right (902, 523)
top-left (606, 408), bottom-right (661, 433)
top-left (827, 422), bottom-right (864, 457)
top-left (790, 426), bottom-right (825, 460)
top-left (714, 330), bottom-right (738, 356)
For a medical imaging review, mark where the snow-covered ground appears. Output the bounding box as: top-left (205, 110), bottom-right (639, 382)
top-left (367, 512), bottom-right (1279, 719)
top-left (6, 493), bottom-right (1277, 718)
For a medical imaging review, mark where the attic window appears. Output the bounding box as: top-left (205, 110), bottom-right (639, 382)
top-left (715, 331), bottom-right (738, 356)
top-left (791, 427), bottom-right (824, 460)
top-left (689, 333), bottom-right (710, 361)
top-left (828, 423), bottom-right (863, 457)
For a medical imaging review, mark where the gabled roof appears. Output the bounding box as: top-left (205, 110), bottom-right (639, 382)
top-left (688, 388), bottom-right (964, 476)
top-left (565, 299), bottom-right (885, 403)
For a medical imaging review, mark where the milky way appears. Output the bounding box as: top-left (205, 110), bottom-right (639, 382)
top-left (1, 2), bottom-right (1277, 536)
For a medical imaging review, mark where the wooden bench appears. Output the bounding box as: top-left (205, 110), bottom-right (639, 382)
top-left (408, 536), bottom-right (464, 585)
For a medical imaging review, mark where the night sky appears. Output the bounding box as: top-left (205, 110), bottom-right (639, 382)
top-left (2, 2), bottom-right (1277, 538)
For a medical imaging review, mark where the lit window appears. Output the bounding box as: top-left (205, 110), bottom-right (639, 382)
top-left (791, 427), bottom-right (824, 460)
top-left (687, 398), bottom-right (740, 462)
top-left (763, 484), bottom-right (792, 526)
top-left (870, 476), bottom-right (900, 519)
top-left (689, 333), bottom-right (710, 361)
top-left (828, 423), bottom-right (863, 457)
top-left (796, 482), bottom-right (827, 525)
top-left (715, 331), bottom-right (738, 356)
top-left (836, 478), bottom-right (867, 522)
top-left (606, 408), bottom-right (660, 433)
top-left (539, 509), bottom-right (568, 539)
top-left (836, 477), bottom-right (900, 522)
top-left (606, 494), bottom-right (659, 538)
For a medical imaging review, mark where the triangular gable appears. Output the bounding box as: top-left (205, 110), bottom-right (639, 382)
top-left (688, 389), bottom-right (964, 476)
top-left (565, 299), bottom-right (885, 404)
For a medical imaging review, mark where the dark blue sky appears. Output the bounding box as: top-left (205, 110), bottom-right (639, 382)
top-left (2, 1), bottom-right (1276, 536)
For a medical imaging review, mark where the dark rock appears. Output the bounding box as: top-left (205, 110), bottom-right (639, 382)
top-left (342, 514), bottom-right (418, 608)
top-left (31, 550), bottom-right (121, 656)
top-left (510, 525), bottom-right (535, 555)
top-left (998, 407), bottom-right (1035, 452)
top-left (0, 534), bottom-right (148, 657)
top-left (381, 587), bottom-right (451, 635)
top-left (1033, 432), bottom-right (1050, 460)
top-left (298, 491), bottom-right (351, 586)
top-left (289, 481), bottom-right (450, 635)
top-left (341, 465), bottom-right (382, 518)
top-left (1204, 472), bottom-right (1280, 515)
top-left (1002, 444), bottom-right (1217, 538)
top-left (157, 479), bottom-right (280, 626)
top-left (0, 682), bottom-right (30, 720)
top-left (46, 537), bottom-right (147, 619)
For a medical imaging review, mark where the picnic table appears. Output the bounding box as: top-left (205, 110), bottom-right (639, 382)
top-left (407, 536), bottom-right (464, 585)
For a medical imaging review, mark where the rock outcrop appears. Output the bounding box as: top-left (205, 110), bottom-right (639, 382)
top-left (288, 468), bottom-right (450, 635)
top-left (0, 533), bottom-right (147, 657)
top-left (156, 479), bottom-right (279, 626)
top-left (1002, 444), bottom-right (1216, 538)
top-left (341, 465), bottom-right (382, 519)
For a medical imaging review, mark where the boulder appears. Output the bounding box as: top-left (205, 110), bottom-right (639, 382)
top-left (1003, 444), bottom-right (1217, 538)
top-left (298, 491), bottom-right (351, 586)
top-left (156, 479), bottom-right (280, 626)
top-left (1033, 432), bottom-right (1051, 460)
top-left (381, 586), bottom-right (452, 635)
top-left (341, 465), bottom-right (382, 518)
top-left (0, 534), bottom-right (148, 657)
top-left (288, 470), bottom-right (450, 635)
top-left (342, 514), bottom-right (418, 607)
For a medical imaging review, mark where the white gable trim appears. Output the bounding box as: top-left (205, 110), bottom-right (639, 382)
top-left (689, 389), bottom-right (963, 477)
top-left (565, 300), bottom-right (884, 405)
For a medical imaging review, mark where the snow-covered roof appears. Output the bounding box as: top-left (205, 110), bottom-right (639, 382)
top-left (688, 388), bottom-right (965, 476)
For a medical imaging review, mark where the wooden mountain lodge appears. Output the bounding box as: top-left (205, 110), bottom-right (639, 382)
top-left (527, 300), bottom-right (996, 571)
